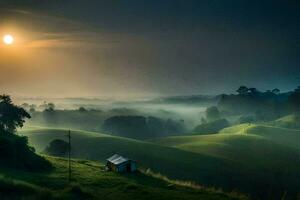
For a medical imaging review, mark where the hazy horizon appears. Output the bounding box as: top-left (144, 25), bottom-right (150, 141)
top-left (0, 0), bottom-right (299, 97)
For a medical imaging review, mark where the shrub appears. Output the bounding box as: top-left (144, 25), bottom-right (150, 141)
top-left (44, 139), bottom-right (69, 156)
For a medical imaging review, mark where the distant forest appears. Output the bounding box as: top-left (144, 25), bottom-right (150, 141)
top-left (218, 86), bottom-right (300, 121)
top-left (20, 86), bottom-right (300, 139)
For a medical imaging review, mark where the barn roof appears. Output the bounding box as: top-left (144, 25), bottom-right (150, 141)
top-left (107, 154), bottom-right (129, 165)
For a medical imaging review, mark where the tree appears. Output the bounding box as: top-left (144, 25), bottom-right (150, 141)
top-left (272, 88), bottom-right (280, 95)
top-left (248, 88), bottom-right (261, 97)
top-left (0, 95), bottom-right (31, 134)
top-left (0, 95), bottom-right (51, 171)
top-left (236, 86), bottom-right (249, 95)
top-left (248, 87), bottom-right (258, 94)
top-left (289, 87), bottom-right (300, 116)
top-left (40, 102), bottom-right (55, 112)
top-left (44, 103), bottom-right (55, 112)
top-left (78, 107), bottom-right (87, 112)
top-left (44, 139), bottom-right (69, 156)
top-left (205, 106), bottom-right (220, 122)
top-left (103, 116), bottom-right (148, 138)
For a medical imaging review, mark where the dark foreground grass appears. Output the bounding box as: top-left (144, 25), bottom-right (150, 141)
top-left (0, 156), bottom-right (246, 200)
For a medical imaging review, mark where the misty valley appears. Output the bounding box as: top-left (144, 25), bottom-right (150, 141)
top-left (0, 86), bottom-right (297, 200)
top-left (0, 1), bottom-right (299, 200)
top-left (21, 95), bottom-right (214, 138)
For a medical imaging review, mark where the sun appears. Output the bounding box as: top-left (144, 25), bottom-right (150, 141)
top-left (3, 34), bottom-right (14, 45)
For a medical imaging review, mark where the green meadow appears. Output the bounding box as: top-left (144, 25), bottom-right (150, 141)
top-left (0, 156), bottom-right (243, 200)
top-left (19, 124), bottom-right (300, 200)
top-left (270, 115), bottom-right (300, 129)
top-left (152, 124), bottom-right (300, 199)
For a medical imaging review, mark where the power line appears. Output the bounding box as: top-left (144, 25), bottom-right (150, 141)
top-left (67, 130), bottom-right (71, 182)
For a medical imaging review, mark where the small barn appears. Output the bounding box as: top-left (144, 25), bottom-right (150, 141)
top-left (106, 154), bottom-right (137, 172)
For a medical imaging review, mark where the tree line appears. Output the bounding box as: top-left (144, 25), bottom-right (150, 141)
top-left (218, 85), bottom-right (300, 121)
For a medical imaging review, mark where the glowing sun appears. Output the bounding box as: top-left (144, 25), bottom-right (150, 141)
top-left (3, 34), bottom-right (14, 45)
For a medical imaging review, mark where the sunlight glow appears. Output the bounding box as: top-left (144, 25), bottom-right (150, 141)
top-left (3, 34), bottom-right (14, 45)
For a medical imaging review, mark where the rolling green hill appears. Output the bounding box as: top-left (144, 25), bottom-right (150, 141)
top-left (20, 127), bottom-right (235, 189)
top-left (154, 123), bottom-right (300, 164)
top-left (151, 124), bottom-right (300, 200)
top-left (19, 126), bottom-right (300, 200)
top-left (270, 114), bottom-right (300, 129)
top-left (0, 156), bottom-right (242, 200)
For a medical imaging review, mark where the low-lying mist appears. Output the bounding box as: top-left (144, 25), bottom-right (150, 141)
top-left (18, 95), bottom-right (218, 138)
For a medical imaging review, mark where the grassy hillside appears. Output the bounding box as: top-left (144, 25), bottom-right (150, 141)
top-left (151, 124), bottom-right (300, 200)
top-left (152, 124), bottom-right (300, 170)
top-left (20, 126), bottom-right (300, 199)
top-left (270, 114), bottom-right (300, 129)
top-left (0, 156), bottom-right (242, 200)
top-left (20, 127), bottom-right (235, 188)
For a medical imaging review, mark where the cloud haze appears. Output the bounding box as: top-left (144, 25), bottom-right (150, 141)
top-left (0, 0), bottom-right (299, 98)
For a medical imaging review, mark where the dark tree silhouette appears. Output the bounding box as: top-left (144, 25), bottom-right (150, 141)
top-left (0, 95), bottom-right (31, 134)
top-left (236, 86), bottom-right (249, 95)
top-left (289, 86), bottom-right (300, 115)
top-left (248, 87), bottom-right (258, 94)
top-left (0, 95), bottom-right (51, 170)
top-left (78, 107), bottom-right (87, 112)
top-left (39, 102), bottom-right (55, 112)
top-left (44, 139), bottom-right (69, 156)
top-left (44, 103), bottom-right (55, 112)
top-left (103, 116), bottom-right (148, 138)
top-left (248, 88), bottom-right (261, 97)
top-left (103, 115), bottom-right (185, 139)
top-left (272, 88), bottom-right (280, 94)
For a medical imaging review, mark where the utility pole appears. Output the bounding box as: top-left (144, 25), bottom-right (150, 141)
top-left (68, 130), bottom-right (71, 183)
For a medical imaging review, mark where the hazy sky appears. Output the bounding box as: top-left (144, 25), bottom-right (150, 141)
top-left (0, 0), bottom-right (299, 98)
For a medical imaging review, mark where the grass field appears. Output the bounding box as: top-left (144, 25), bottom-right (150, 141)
top-left (269, 114), bottom-right (300, 129)
top-left (151, 124), bottom-right (300, 199)
top-left (19, 125), bottom-right (300, 200)
top-left (0, 156), bottom-right (243, 200)
top-left (152, 123), bottom-right (300, 165)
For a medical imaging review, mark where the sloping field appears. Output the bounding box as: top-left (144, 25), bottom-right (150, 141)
top-left (269, 114), bottom-right (300, 129)
top-left (20, 126), bottom-right (300, 199)
top-left (151, 124), bottom-right (300, 199)
top-left (0, 156), bottom-right (242, 200)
